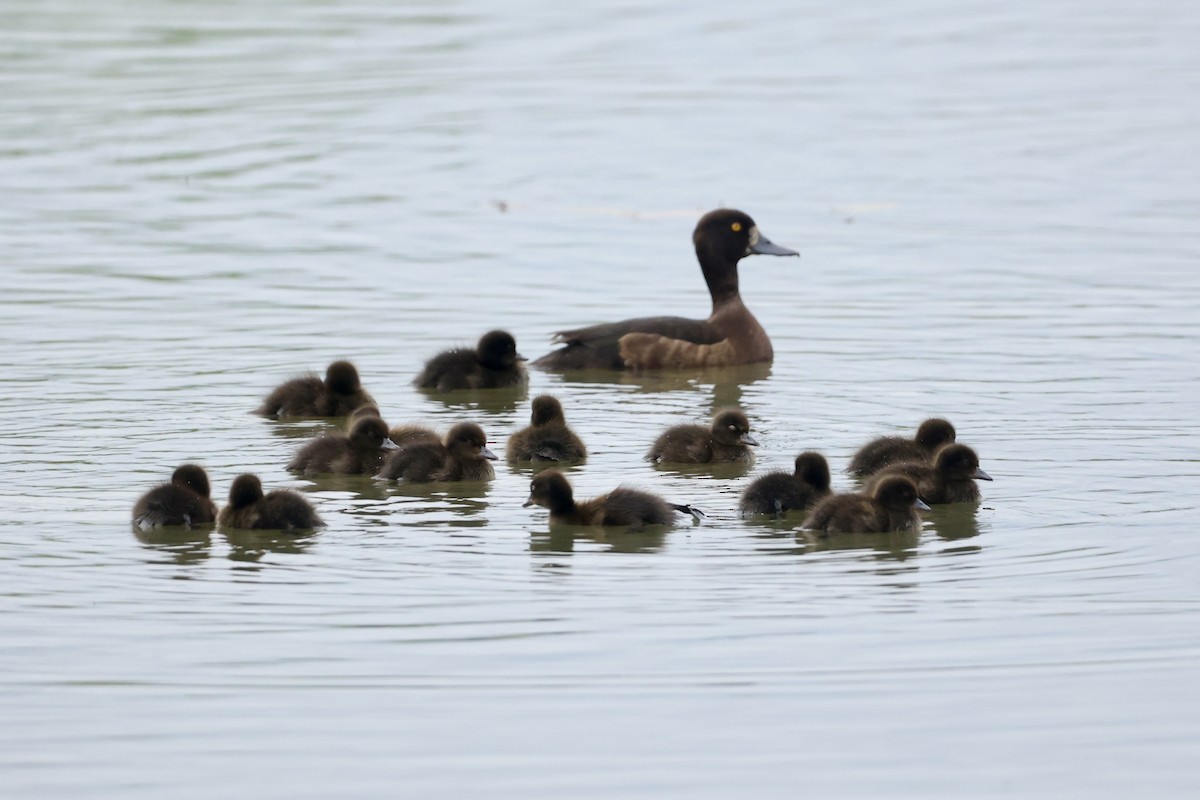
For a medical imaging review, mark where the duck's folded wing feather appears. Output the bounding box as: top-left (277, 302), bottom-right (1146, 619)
top-left (535, 316), bottom-right (721, 370)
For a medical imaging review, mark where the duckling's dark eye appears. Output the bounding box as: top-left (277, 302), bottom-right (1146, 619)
top-left (731, 222), bottom-right (742, 232)
top-left (728, 424), bottom-right (737, 431)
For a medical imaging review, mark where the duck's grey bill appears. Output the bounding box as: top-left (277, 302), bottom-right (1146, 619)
top-left (750, 236), bottom-right (799, 257)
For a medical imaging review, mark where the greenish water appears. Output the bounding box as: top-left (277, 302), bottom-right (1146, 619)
top-left (3, 1), bottom-right (1199, 797)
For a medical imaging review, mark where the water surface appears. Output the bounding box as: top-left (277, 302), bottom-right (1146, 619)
top-left (3, 1), bottom-right (1199, 797)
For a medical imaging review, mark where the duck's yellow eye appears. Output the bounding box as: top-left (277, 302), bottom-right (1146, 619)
top-left (731, 222), bottom-right (742, 232)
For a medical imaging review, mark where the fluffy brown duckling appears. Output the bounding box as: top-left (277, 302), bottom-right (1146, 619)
top-left (257, 360), bottom-right (376, 418)
top-left (646, 407), bottom-right (758, 464)
top-left (846, 418), bottom-right (957, 477)
top-left (218, 474), bottom-right (324, 531)
top-left (506, 395), bottom-right (588, 462)
top-left (287, 415), bottom-right (399, 476)
top-left (533, 209), bottom-right (799, 370)
top-left (803, 475), bottom-right (931, 535)
top-left (377, 422), bottom-right (497, 482)
top-left (738, 451), bottom-right (832, 517)
top-left (865, 443), bottom-right (992, 504)
top-left (132, 464), bottom-right (218, 530)
top-left (523, 470), bottom-right (699, 530)
top-left (414, 330), bottom-right (527, 392)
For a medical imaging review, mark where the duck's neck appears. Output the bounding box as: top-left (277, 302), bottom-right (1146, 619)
top-left (696, 242), bottom-right (741, 309)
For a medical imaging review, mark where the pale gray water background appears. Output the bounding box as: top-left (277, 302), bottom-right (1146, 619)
top-left (2, 0), bottom-right (1199, 796)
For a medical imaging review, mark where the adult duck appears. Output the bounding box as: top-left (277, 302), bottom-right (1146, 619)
top-left (532, 209), bottom-right (798, 370)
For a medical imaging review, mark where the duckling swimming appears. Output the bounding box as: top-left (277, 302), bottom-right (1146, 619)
top-left (287, 415), bottom-right (398, 476)
top-left (257, 360), bottom-right (375, 418)
top-left (414, 330), bottom-right (527, 392)
top-left (846, 418), bottom-right (957, 477)
top-left (738, 451), bottom-right (831, 517)
top-left (506, 395), bottom-right (588, 462)
top-left (218, 474), bottom-right (324, 531)
top-left (377, 422), bottom-right (497, 482)
top-left (803, 474), bottom-right (930, 534)
top-left (533, 209), bottom-right (798, 370)
top-left (132, 464), bottom-right (218, 530)
top-left (646, 407), bottom-right (757, 464)
top-left (523, 470), bottom-right (698, 530)
top-left (865, 443), bottom-right (992, 504)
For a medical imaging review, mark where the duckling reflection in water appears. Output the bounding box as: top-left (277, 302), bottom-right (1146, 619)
top-left (523, 470), bottom-right (702, 530)
top-left (846, 418), bottom-right (956, 477)
top-left (132, 464), bottom-right (217, 530)
top-left (257, 360), bottom-right (376, 419)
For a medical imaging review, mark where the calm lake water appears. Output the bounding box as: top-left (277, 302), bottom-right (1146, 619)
top-left (3, 0), bottom-right (1199, 796)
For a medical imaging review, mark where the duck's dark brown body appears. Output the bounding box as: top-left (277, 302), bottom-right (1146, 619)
top-left (533, 209), bottom-right (798, 370)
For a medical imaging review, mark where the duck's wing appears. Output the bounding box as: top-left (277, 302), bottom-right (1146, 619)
top-left (533, 316), bottom-right (722, 370)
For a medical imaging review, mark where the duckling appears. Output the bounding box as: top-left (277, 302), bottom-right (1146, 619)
top-left (533, 209), bottom-right (798, 370)
top-left (803, 475), bottom-right (930, 534)
top-left (387, 423), bottom-right (443, 449)
top-left (132, 464), bottom-right (218, 530)
top-left (523, 470), bottom-right (698, 530)
top-left (377, 422), bottom-right (497, 482)
top-left (218, 474), bottom-right (324, 530)
top-left (646, 407), bottom-right (757, 464)
top-left (414, 330), bottom-right (527, 391)
top-left (257, 360), bottom-right (375, 418)
top-left (865, 443), bottom-right (992, 504)
top-left (738, 451), bottom-right (832, 517)
top-left (287, 415), bottom-right (399, 476)
top-left (506, 395), bottom-right (588, 462)
top-left (846, 418), bottom-right (957, 477)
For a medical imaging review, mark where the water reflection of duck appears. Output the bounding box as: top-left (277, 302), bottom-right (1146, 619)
top-left (864, 443), bottom-right (992, 504)
top-left (257, 360), bottom-right (375, 419)
top-left (739, 451), bottom-right (831, 517)
top-left (377, 422), bottom-right (497, 482)
top-left (414, 330), bottom-right (528, 392)
top-left (846, 418), bottom-right (957, 477)
top-left (533, 209), bottom-right (798, 370)
top-left (506, 395), bottom-right (587, 463)
top-left (288, 416), bottom-right (399, 476)
top-left (646, 408), bottom-right (757, 464)
top-left (523, 470), bottom-right (697, 530)
top-left (132, 464), bottom-right (217, 530)
top-left (803, 475), bottom-right (930, 534)
top-left (219, 474), bottom-right (324, 531)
